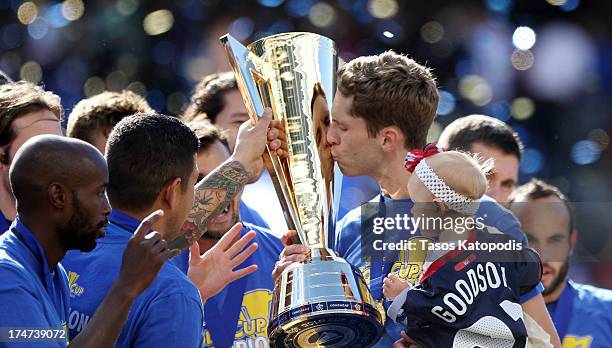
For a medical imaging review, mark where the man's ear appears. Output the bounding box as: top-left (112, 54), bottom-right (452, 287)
top-left (379, 126), bottom-right (404, 152)
top-left (162, 177), bottom-right (182, 210)
top-left (569, 228), bottom-right (578, 256)
top-left (48, 183), bottom-right (68, 209)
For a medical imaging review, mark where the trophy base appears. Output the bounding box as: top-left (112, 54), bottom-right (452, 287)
top-left (268, 248), bottom-right (384, 348)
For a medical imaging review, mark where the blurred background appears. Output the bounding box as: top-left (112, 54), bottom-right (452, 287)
top-left (1, 0), bottom-right (611, 287)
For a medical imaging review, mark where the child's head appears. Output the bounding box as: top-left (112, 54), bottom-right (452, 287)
top-left (406, 146), bottom-right (492, 236)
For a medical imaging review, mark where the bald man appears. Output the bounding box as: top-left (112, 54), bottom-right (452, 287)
top-left (0, 135), bottom-right (178, 347)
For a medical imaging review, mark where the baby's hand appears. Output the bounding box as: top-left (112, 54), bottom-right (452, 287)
top-left (383, 273), bottom-right (411, 300)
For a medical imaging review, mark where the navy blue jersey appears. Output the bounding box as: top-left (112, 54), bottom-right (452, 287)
top-left (390, 228), bottom-right (542, 348)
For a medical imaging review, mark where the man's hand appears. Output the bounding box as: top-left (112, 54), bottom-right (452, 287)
top-left (383, 273), bottom-right (411, 301)
top-left (115, 210), bottom-right (178, 299)
top-left (232, 108), bottom-right (272, 178)
top-left (271, 230), bottom-right (308, 282)
top-left (188, 223), bottom-right (259, 303)
top-left (267, 119), bottom-right (288, 159)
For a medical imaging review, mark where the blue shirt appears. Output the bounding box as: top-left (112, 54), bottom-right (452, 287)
top-left (547, 281), bottom-right (612, 348)
top-left (0, 209), bottom-right (12, 235)
top-left (240, 200), bottom-right (271, 230)
top-left (333, 193), bottom-right (536, 347)
top-left (0, 218), bottom-right (70, 347)
top-left (61, 210), bottom-right (204, 348)
top-left (203, 223), bottom-right (283, 348)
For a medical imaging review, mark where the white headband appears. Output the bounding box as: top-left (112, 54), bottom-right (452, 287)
top-left (414, 159), bottom-right (480, 216)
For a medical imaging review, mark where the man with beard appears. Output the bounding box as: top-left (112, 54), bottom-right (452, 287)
top-left (0, 81), bottom-right (64, 233)
top-left (509, 179), bottom-right (612, 347)
top-left (61, 113), bottom-right (271, 347)
top-left (187, 121), bottom-right (283, 348)
top-left (0, 135), bottom-right (180, 347)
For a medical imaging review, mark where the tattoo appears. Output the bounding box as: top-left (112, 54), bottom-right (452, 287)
top-left (168, 160), bottom-right (250, 250)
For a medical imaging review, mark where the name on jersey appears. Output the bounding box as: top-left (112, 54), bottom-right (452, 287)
top-left (431, 262), bottom-right (509, 323)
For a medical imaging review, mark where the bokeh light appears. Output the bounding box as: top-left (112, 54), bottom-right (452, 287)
top-left (20, 61), bottom-right (42, 83)
top-left (545, 0), bottom-right (567, 5)
top-left (62, 0), bottom-right (85, 21)
top-left (106, 70), bottom-right (128, 91)
top-left (458, 75), bottom-right (493, 106)
top-left (560, 0), bottom-right (580, 11)
top-left (258, 0), bottom-right (285, 7)
top-left (17, 2), bottom-right (38, 25)
top-left (436, 90), bottom-right (455, 116)
top-left (229, 17), bottom-right (255, 41)
top-left (485, 0), bottom-right (512, 13)
top-left (83, 76), bottom-right (105, 97)
top-left (520, 148), bottom-right (544, 174)
top-left (427, 121), bottom-right (443, 143)
top-left (571, 140), bottom-right (601, 165)
top-left (116, 0), bottom-right (139, 17)
top-left (511, 49), bottom-right (534, 71)
top-left (486, 101), bottom-right (511, 122)
top-left (166, 91), bottom-right (187, 115)
top-left (367, 0), bottom-right (399, 19)
top-left (420, 21), bottom-right (444, 44)
top-left (127, 81), bottom-right (147, 96)
top-left (587, 129), bottom-right (609, 151)
top-left (512, 26), bottom-right (536, 50)
top-left (27, 18), bottom-right (48, 40)
top-left (286, 0), bottom-right (315, 17)
top-left (511, 97), bottom-right (535, 120)
top-left (309, 2), bottom-right (335, 28)
top-left (143, 9), bottom-right (174, 36)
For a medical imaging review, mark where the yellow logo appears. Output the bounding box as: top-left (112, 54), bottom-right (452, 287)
top-left (562, 335), bottom-right (592, 348)
top-left (68, 272), bottom-right (84, 297)
top-left (204, 289), bottom-right (273, 348)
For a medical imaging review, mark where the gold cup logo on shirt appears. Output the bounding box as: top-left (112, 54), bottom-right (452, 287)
top-left (221, 32), bottom-right (384, 347)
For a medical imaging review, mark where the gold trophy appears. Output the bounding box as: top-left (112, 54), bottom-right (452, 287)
top-left (221, 32), bottom-right (384, 347)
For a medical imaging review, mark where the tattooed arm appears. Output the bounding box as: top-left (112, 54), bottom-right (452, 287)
top-left (177, 160), bottom-right (251, 247)
top-left (168, 109), bottom-right (275, 250)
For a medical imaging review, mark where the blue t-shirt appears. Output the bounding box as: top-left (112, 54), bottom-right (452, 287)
top-left (0, 218), bottom-right (70, 347)
top-left (0, 209), bottom-right (12, 235)
top-left (203, 222), bottom-right (283, 348)
top-left (333, 193), bottom-right (536, 347)
top-left (61, 210), bottom-right (204, 348)
top-left (240, 200), bottom-right (271, 230)
top-left (547, 281), bottom-right (612, 348)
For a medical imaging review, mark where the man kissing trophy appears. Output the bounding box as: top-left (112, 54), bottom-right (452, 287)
top-left (221, 32), bottom-right (384, 347)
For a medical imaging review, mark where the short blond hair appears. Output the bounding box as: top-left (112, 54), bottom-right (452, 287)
top-left (337, 50), bottom-right (438, 149)
top-left (67, 90), bottom-right (153, 144)
top-left (427, 151), bottom-right (494, 200)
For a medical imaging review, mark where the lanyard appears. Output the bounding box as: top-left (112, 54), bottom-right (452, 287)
top-left (203, 229), bottom-right (250, 347)
top-left (552, 281), bottom-right (575, 341)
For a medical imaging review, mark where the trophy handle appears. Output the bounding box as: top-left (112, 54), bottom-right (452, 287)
top-left (221, 33), bottom-right (305, 241)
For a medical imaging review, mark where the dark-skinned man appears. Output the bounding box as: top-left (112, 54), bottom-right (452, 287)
top-left (0, 135), bottom-right (176, 347)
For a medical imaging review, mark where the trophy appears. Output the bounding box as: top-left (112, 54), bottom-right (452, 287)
top-left (221, 32), bottom-right (384, 347)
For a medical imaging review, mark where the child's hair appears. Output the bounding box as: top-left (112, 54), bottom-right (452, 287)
top-left (426, 151), bottom-right (494, 201)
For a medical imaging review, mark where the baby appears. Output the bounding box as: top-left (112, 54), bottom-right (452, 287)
top-left (384, 145), bottom-right (543, 348)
